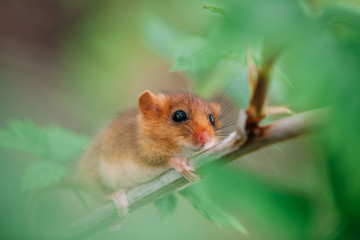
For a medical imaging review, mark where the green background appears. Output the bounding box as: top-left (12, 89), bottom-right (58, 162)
top-left (0, 0), bottom-right (360, 239)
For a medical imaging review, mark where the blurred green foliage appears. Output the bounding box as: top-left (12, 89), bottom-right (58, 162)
top-left (153, 193), bottom-right (178, 219)
top-left (180, 184), bottom-right (248, 234)
top-left (142, 0), bottom-right (360, 239)
top-left (0, 121), bottom-right (89, 190)
top-left (1, 0), bottom-right (360, 239)
top-left (22, 161), bottom-right (66, 191)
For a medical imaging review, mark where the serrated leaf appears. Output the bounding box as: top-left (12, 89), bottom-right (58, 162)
top-left (0, 120), bottom-right (90, 162)
top-left (45, 126), bottom-right (89, 162)
top-left (180, 185), bottom-right (248, 235)
top-left (22, 161), bottom-right (67, 191)
top-left (0, 121), bottom-right (49, 158)
top-left (153, 193), bottom-right (178, 219)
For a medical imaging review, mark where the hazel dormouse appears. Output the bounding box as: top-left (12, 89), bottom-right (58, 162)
top-left (79, 91), bottom-right (221, 214)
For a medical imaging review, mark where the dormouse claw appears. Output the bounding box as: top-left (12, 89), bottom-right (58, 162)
top-left (169, 157), bottom-right (199, 182)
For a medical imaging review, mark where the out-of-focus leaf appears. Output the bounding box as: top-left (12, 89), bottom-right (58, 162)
top-left (0, 120), bottom-right (89, 162)
top-left (153, 193), bottom-right (178, 219)
top-left (142, 16), bottom-right (231, 73)
top-left (322, 42), bottom-right (360, 229)
top-left (321, 3), bottom-right (360, 31)
top-left (22, 161), bottom-right (67, 191)
top-left (203, 165), bottom-right (312, 239)
top-left (142, 15), bottom-right (184, 61)
top-left (171, 37), bottom-right (224, 72)
top-left (45, 127), bottom-right (89, 162)
top-left (180, 184), bottom-right (248, 234)
top-left (204, 0), bottom-right (306, 53)
top-left (0, 121), bottom-right (48, 159)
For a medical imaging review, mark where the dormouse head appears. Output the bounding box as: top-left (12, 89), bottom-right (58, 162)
top-left (138, 90), bottom-right (221, 151)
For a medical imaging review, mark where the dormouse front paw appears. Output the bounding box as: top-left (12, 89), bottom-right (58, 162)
top-left (169, 157), bottom-right (199, 182)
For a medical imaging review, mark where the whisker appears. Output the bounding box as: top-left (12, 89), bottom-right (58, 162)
top-left (218, 101), bottom-right (235, 120)
top-left (215, 130), bottom-right (233, 134)
top-left (189, 144), bottom-right (218, 160)
top-left (218, 122), bottom-right (238, 128)
top-left (217, 122), bottom-right (238, 130)
top-left (218, 121), bottom-right (239, 129)
top-left (210, 78), bottom-right (224, 103)
top-left (217, 132), bottom-right (234, 137)
top-left (218, 96), bottom-right (246, 122)
top-left (211, 77), bottom-right (238, 123)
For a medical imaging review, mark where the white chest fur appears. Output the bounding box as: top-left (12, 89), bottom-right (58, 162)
top-left (99, 157), bottom-right (170, 190)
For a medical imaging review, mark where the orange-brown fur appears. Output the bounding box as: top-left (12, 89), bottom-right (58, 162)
top-left (79, 91), bottom-right (221, 196)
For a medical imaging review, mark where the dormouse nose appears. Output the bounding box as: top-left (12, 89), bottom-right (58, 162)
top-left (195, 130), bottom-right (210, 145)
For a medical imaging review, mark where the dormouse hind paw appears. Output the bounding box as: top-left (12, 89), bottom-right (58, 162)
top-left (109, 189), bottom-right (129, 217)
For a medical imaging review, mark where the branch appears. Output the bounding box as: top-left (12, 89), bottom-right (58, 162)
top-left (57, 109), bottom-right (326, 240)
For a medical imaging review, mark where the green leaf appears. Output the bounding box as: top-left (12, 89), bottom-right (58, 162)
top-left (153, 193), bottom-right (178, 219)
top-left (142, 16), bottom-right (225, 72)
top-left (0, 120), bottom-right (90, 162)
top-left (204, 165), bottom-right (312, 239)
top-left (170, 37), bottom-right (224, 72)
top-left (45, 126), bottom-right (89, 162)
top-left (142, 15), bottom-right (183, 61)
top-left (180, 184), bottom-right (248, 235)
top-left (22, 161), bottom-right (67, 191)
top-left (0, 121), bottom-right (48, 158)
top-left (142, 15), bottom-right (231, 73)
top-left (321, 3), bottom-right (360, 31)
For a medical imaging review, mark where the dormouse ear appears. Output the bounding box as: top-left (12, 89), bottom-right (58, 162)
top-left (138, 91), bottom-right (161, 116)
top-left (210, 102), bottom-right (221, 116)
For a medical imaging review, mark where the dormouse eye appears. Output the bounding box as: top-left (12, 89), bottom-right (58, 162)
top-left (209, 114), bottom-right (215, 126)
top-left (172, 110), bottom-right (188, 123)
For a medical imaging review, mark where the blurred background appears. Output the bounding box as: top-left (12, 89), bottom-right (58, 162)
top-left (1, 0), bottom-right (360, 239)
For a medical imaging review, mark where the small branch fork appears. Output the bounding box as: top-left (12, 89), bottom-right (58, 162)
top-left (57, 51), bottom-right (326, 240)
